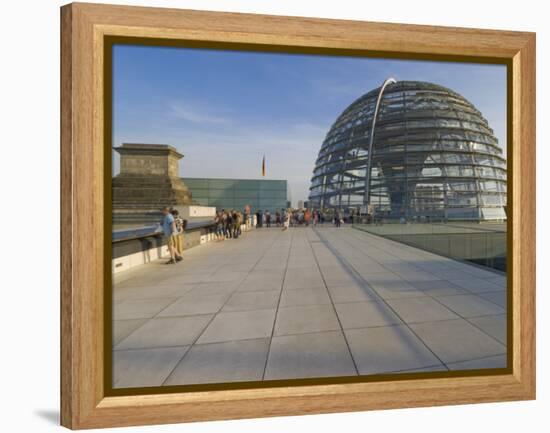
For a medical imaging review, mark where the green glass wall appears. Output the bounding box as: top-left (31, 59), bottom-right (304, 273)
top-left (181, 178), bottom-right (288, 213)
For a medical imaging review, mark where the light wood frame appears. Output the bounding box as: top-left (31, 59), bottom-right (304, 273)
top-left (61, 2), bottom-right (536, 429)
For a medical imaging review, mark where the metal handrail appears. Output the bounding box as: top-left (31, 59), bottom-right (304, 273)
top-left (112, 219), bottom-right (216, 243)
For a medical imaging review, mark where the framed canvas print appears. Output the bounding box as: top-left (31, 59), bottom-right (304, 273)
top-left (60, 2), bottom-right (536, 429)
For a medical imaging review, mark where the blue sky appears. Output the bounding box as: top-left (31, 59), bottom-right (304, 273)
top-left (113, 45), bottom-right (506, 205)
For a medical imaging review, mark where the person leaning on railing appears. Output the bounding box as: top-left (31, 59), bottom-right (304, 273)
top-left (171, 208), bottom-right (187, 258)
top-left (162, 207), bottom-right (182, 264)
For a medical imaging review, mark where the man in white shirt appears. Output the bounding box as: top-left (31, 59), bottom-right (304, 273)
top-left (161, 207), bottom-right (182, 264)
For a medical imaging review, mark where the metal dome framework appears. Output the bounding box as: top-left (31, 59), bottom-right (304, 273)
top-left (308, 80), bottom-right (507, 221)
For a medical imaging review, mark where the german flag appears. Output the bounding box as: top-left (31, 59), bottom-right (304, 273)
top-left (262, 155), bottom-right (266, 177)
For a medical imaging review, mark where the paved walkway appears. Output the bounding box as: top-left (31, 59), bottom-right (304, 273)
top-left (112, 227), bottom-right (507, 388)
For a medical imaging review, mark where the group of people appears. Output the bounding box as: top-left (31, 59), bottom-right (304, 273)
top-left (254, 208), bottom-right (346, 229)
top-left (214, 209), bottom-right (247, 241)
top-left (161, 204), bottom-right (347, 264)
top-left (254, 209), bottom-right (315, 228)
top-left (161, 207), bottom-right (188, 265)
top-left (254, 209), bottom-right (290, 229)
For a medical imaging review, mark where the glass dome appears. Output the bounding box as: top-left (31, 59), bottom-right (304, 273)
top-left (308, 80), bottom-right (507, 221)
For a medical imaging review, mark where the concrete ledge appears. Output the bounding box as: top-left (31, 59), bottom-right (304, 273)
top-left (112, 222), bottom-right (251, 274)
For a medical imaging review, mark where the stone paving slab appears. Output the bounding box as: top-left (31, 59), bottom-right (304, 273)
top-left (485, 276), bottom-right (506, 288)
top-left (237, 275), bottom-right (284, 292)
top-left (222, 291), bottom-right (280, 312)
top-left (114, 298), bottom-right (178, 320)
top-left (279, 287), bottom-right (332, 307)
top-left (113, 319), bottom-right (147, 345)
top-left (187, 281), bottom-right (240, 296)
top-left (397, 365), bottom-right (448, 373)
top-left (157, 292), bottom-right (230, 317)
top-left (446, 354), bottom-right (507, 370)
top-left (116, 315), bottom-right (213, 349)
top-left (434, 294), bottom-right (505, 318)
top-left (334, 301), bottom-right (401, 329)
top-left (370, 284), bottom-right (426, 300)
top-left (164, 339), bottom-right (270, 385)
top-left (447, 278), bottom-right (504, 293)
top-left (408, 280), bottom-right (468, 297)
top-left (112, 226), bottom-right (508, 387)
top-left (385, 296), bottom-right (461, 324)
top-left (283, 269), bottom-right (324, 290)
top-left (345, 325), bottom-right (444, 374)
top-left (114, 347), bottom-right (189, 388)
top-left (264, 331), bottom-right (357, 380)
top-left (327, 283), bottom-right (377, 304)
top-left (477, 291), bottom-right (507, 308)
top-left (196, 309), bottom-right (276, 344)
top-left (274, 304), bottom-right (340, 336)
top-left (409, 319), bottom-right (506, 364)
top-left (114, 283), bottom-right (196, 302)
top-left (468, 314), bottom-right (507, 344)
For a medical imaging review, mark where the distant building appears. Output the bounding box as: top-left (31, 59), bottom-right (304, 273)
top-left (181, 178), bottom-right (288, 214)
top-left (297, 200), bottom-right (304, 209)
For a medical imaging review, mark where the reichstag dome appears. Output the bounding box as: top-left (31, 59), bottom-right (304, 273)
top-left (308, 80), bottom-right (507, 221)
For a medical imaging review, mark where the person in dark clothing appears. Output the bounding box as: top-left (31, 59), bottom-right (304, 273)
top-left (256, 210), bottom-right (263, 228)
top-left (231, 210), bottom-right (240, 238)
top-left (265, 210), bottom-right (271, 228)
top-left (226, 210), bottom-right (233, 238)
top-left (334, 210), bottom-right (342, 227)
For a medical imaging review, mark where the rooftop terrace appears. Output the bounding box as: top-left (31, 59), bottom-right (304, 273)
top-left (113, 226), bottom-right (507, 388)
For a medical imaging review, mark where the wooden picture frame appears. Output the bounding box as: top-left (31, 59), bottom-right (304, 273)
top-left (60, 2), bottom-right (536, 429)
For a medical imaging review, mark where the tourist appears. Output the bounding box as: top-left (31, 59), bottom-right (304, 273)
top-left (313, 210), bottom-right (319, 226)
top-left (265, 210), bottom-right (271, 228)
top-left (242, 208), bottom-right (249, 230)
top-left (221, 210), bottom-right (230, 238)
top-left (282, 209), bottom-right (290, 231)
top-left (226, 210), bottom-right (234, 238)
top-left (256, 209), bottom-right (263, 228)
top-left (298, 210), bottom-right (304, 225)
top-left (334, 210), bottom-right (342, 228)
top-left (232, 210), bottom-right (241, 238)
top-left (237, 211), bottom-right (243, 236)
top-left (275, 211), bottom-right (281, 227)
top-left (215, 211), bottom-right (225, 241)
top-left (161, 206), bottom-right (182, 264)
top-left (304, 209), bottom-right (311, 226)
top-left (170, 209), bottom-right (185, 257)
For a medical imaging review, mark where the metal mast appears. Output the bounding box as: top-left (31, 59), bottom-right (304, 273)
top-left (363, 77), bottom-right (396, 207)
